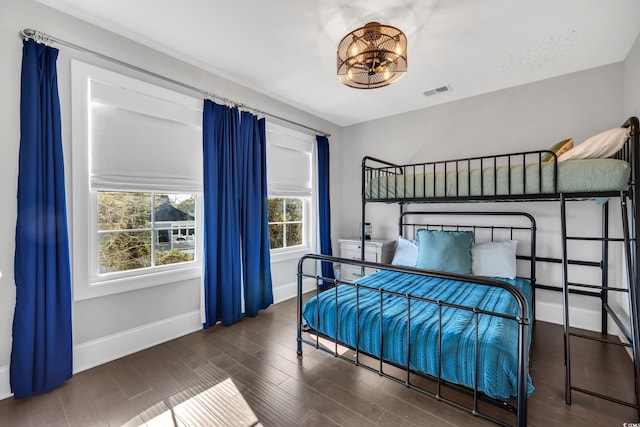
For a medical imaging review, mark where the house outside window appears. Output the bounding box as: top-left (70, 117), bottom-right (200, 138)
top-left (71, 61), bottom-right (203, 300)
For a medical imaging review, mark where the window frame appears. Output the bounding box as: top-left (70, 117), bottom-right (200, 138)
top-left (268, 195), bottom-right (314, 263)
top-left (71, 61), bottom-right (203, 301)
top-left (93, 191), bottom-right (199, 279)
top-left (266, 122), bottom-right (317, 263)
top-left (268, 196), bottom-right (310, 253)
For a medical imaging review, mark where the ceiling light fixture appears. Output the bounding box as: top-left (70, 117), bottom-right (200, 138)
top-left (337, 21), bottom-right (408, 89)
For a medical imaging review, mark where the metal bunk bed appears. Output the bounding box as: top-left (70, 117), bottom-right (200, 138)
top-left (352, 117), bottom-right (640, 424)
top-left (297, 117), bottom-right (640, 427)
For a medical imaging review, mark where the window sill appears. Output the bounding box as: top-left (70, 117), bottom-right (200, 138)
top-left (270, 246), bottom-right (312, 264)
top-left (75, 264), bottom-right (201, 301)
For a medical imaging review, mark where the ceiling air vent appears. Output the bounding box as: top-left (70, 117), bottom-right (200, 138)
top-left (423, 84), bottom-right (452, 97)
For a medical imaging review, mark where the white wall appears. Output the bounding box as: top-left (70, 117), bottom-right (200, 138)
top-left (625, 31), bottom-right (640, 119)
top-left (616, 31), bottom-right (640, 327)
top-left (340, 62), bottom-right (629, 331)
top-left (0, 0), bottom-right (342, 399)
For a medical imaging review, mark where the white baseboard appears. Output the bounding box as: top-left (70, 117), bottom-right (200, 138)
top-left (0, 310), bottom-right (202, 400)
top-left (273, 278), bottom-right (316, 304)
top-left (73, 310), bottom-right (201, 374)
top-left (0, 365), bottom-right (9, 400)
top-left (535, 300), bottom-right (620, 335)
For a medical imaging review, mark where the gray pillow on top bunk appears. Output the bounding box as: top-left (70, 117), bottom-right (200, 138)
top-left (415, 229), bottom-right (474, 274)
top-left (557, 127), bottom-right (630, 161)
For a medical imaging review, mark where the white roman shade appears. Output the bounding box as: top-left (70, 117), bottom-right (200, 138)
top-left (89, 79), bottom-right (202, 193)
top-left (266, 122), bottom-right (314, 197)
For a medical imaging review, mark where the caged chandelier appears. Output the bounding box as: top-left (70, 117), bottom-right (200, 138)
top-left (337, 21), bottom-right (408, 89)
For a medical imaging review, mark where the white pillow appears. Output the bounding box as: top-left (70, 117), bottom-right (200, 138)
top-left (391, 236), bottom-right (418, 267)
top-left (558, 127), bottom-right (630, 161)
top-left (471, 240), bottom-right (517, 279)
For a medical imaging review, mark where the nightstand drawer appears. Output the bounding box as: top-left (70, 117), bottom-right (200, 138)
top-left (342, 247), bottom-right (378, 262)
top-left (339, 240), bottom-right (379, 251)
top-left (337, 237), bottom-right (396, 282)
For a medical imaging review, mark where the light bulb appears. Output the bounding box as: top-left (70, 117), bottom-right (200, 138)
top-left (349, 42), bottom-right (359, 57)
top-left (347, 68), bottom-right (354, 80)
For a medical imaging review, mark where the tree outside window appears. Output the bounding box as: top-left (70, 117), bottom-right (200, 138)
top-left (267, 197), bottom-right (304, 250)
top-left (97, 192), bottom-right (196, 274)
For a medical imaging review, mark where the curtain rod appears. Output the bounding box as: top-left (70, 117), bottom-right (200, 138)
top-left (20, 28), bottom-right (331, 138)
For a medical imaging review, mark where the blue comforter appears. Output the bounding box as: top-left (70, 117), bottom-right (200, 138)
top-left (302, 270), bottom-right (534, 400)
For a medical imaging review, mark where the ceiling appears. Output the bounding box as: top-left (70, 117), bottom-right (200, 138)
top-left (36, 0), bottom-right (640, 127)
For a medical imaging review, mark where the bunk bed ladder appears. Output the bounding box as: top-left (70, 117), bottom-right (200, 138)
top-left (621, 192), bottom-right (640, 415)
top-left (559, 194), bottom-right (571, 404)
top-left (560, 193), bottom-right (640, 416)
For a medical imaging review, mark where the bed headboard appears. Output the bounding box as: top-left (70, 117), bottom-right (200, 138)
top-left (399, 211), bottom-right (537, 283)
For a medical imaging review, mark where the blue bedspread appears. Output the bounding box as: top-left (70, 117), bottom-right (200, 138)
top-left (302, 270), bottom-right (534, 400)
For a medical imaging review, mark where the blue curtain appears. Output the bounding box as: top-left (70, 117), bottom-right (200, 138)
top-left (317, 135), bottom-right (335, 285)
top-left (239, 112), bottom-right (273, 316)
top-left (202, 101), bottom-right (243, 326)
top-left (12, 39), bottom-right (73, 398)
top-left (202, 101), bottom-right (273, 327)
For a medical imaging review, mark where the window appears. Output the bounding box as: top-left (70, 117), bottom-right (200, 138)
top-left (268, 197), bottom-right (304, 249)
top-left (266, 122), bottom-right (315, 259)
top-left (71, 61), bottom-right (203, 300)
top-left (98, 192), bottom-right (196, 274)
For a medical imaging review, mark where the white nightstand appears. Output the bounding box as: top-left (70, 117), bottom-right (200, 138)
top-left (338, 238), bottom-right (396, 282)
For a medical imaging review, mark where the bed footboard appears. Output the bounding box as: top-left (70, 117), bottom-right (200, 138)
top-left (297, 254), bottom-right (531, 427)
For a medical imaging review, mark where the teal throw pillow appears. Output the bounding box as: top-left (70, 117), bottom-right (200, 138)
top-left (415, 229), bottom-right (474, 274)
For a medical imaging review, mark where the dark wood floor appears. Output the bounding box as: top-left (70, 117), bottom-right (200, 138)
top-left (1, 296), bottom-right (638, 426)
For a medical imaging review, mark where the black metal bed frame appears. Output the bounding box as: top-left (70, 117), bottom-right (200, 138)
top-left (296, 117), bottom-right (639, 427)
top-left (297, 211), bottom-right (535, 427)
top-left (353, 117), bottom-right (640, 426)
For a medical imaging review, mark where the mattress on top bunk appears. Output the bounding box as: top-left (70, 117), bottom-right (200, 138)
top-left (365, 158), bottom-right (630, 199)
top-left (302, 270), bottom-right (534, 400)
